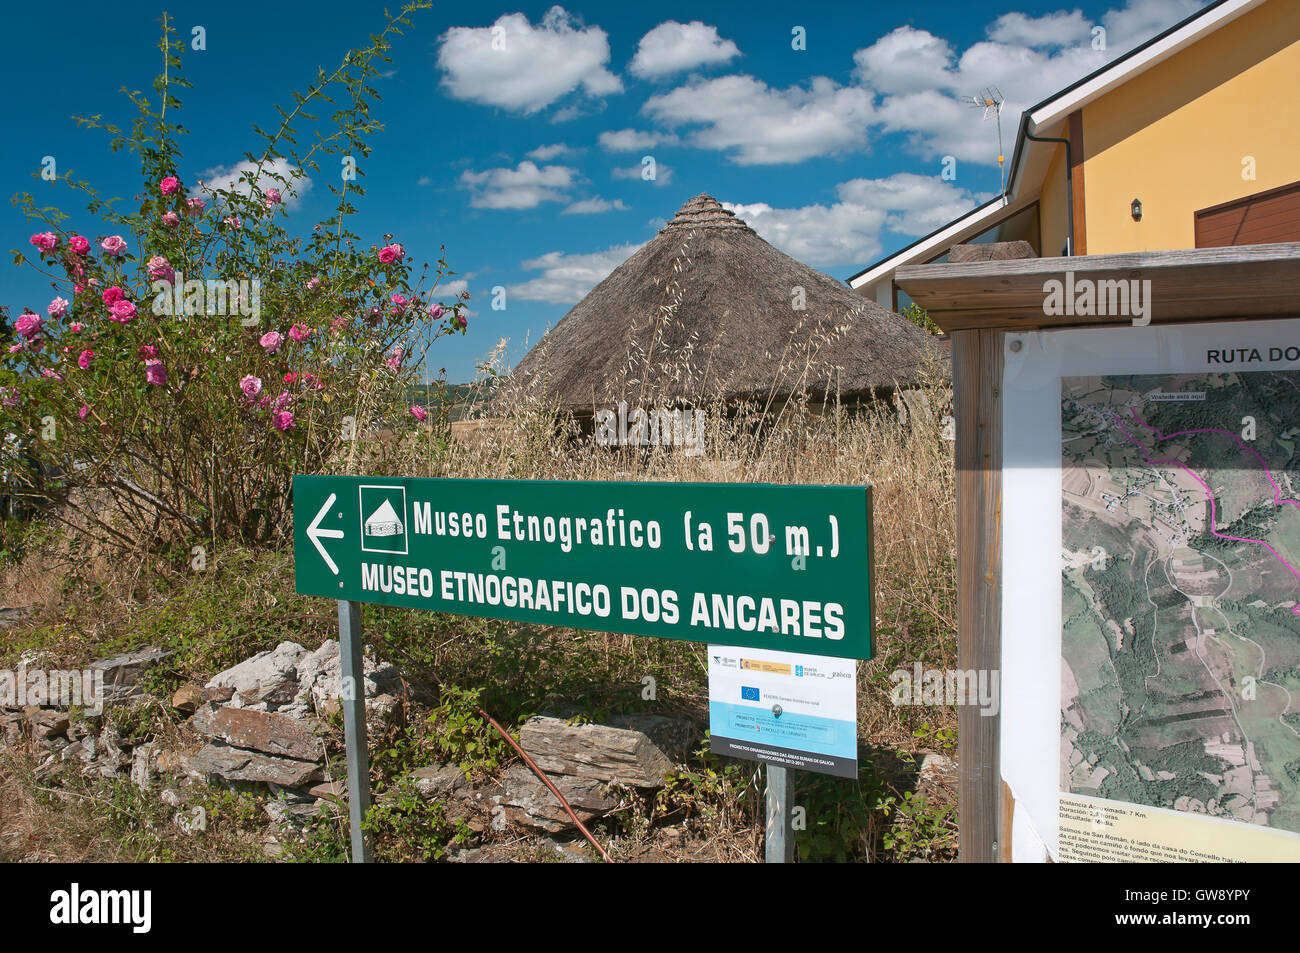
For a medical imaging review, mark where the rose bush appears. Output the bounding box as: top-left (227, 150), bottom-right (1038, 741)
top-left (2, 3), bottom-right (463, 551)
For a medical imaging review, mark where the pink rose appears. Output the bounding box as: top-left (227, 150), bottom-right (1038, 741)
top-left (224, 216), bottom-right (242, 229)
top-left (427, 303), bottom-right (444, 321)
top-left (283, 372), bottom-right (298, 385)
top-left (162, 211), bottom-right (180, 228)
top-left (186, 197), bottom-right (206, 215)
top-left (77, 349), bottom-right (96, 370)
top-left (264, 188), bottom-right (282, 208)
top-left (386, 347), bottom-right (404, 372)
top-left (2, 386), bottom-right (20, 407)
top-left (330, 316), bottom-right (348, 335)
top-left (390, 293), bottom-right (408, 313)
top-left (259, 331), bottom-right (283, 353)
top-left (15, 313), bottom-right (43, 339)
top-left (144, 360), bottom-right (167, 386)
top-left (69, 235), bottom-right (90, 255)
top-left (288, 323), bottom-right (312, 343)
top-left (147, 255), bottom-right (174, 283)
top-left (272, 410), bottom-right (295, 432)
top-left (377, 243), bottom-right (405, 264)
top-left (109, 300), bottom-right (137, 324)
top-left (78, 405), bottom-right (91, 421)
top-left (29, 232), bottom-right (58, 253)
top-left (239, 374), bottom-right (262, 400)
top-left (47, 297), bottom-right (70, 318)
top-left (306, 276), bottom-right (321, 292)
top-left (160, 176), bottom-right (181, 196)
top-left (102, 286), bottom-right (125, 306)
top-left (7, 344), bottom-right (22, 354)
top-left (455, 312), bottom-right (468, 330)
top-left (410, 405), bottom-right (428, 422)
top-left (100, 235), bottom-right (127, 257)
top-left (70, 322), bottom-right (83, 333)
top-left (42, 367), bottom-right (63, 382)
top-left (272, 391), bottom-right (292, 412)
top-left (138, 345), bottom-right (159, 360)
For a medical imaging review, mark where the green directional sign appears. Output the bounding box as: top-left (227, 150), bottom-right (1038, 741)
top-left (293, 476), bottom-right (873, 660)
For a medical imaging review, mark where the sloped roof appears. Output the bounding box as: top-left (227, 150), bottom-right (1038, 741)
top-left (365, 499), bottom-right (401, 527)
top-left (508, 194), bottom-right (947, 412)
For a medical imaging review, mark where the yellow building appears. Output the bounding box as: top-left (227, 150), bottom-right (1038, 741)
top-left (851, 0), bottom-right (1300, 310)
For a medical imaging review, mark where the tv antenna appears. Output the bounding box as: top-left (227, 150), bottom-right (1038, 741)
top-left (965, 87), bottom-right (1007, 190)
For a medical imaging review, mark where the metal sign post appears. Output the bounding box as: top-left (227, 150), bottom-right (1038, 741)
top-left (765, 764), bottom-right (795, 863)
top-left (337, 599), bottom-right (373, 863)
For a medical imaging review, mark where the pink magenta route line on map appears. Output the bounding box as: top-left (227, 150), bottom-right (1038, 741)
top-left (1110, 407), bottom-right (1300, 607)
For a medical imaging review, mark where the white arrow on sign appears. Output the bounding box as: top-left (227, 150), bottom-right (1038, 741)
top-left (307, 493), bottom-right (345, 575)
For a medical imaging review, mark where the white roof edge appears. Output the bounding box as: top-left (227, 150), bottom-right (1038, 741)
top-left (1029, 0), bottom-right (1266, 129)
top-left (848, 197), bottom-right (1011, 290)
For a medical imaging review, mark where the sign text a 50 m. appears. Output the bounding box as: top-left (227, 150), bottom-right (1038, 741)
top-left (293, 476), bottom-right (873, 660)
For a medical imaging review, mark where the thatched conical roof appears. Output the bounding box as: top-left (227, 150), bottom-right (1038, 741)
top-left (508, 194), bottom-right (946, 412)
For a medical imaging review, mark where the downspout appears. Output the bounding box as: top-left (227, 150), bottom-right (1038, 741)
top-left (1024, 129), bottom-right (1073, 256)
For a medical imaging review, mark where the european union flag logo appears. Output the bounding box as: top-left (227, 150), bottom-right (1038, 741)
top-left (741, 686), bottom-right (760, 701)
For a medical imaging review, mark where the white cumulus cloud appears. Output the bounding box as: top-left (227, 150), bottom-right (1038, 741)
top-left (598, 128), bottom-right (679, 152)
top-left (852, 0), bottom-right (1209, 165)
top-left (629, 21), bottom-right (740, 79)
top-left (611, 161), bottom-right (674, 186)
top-left (459, 161), bottom-right (577, 209)
top-left (198, 158), bottom-right (311, 210)
top-left (642, 75), bottom-right (875, 165)
top-left (436, 6), bottom-right (622, 114)
top-left (563, 196), bottom-right (629, 214)
top-left (723, 174), bottom-right (987, 268)
top-left (433, 279), bottom-right (469, 301)
top-left (988, 10), bottom-right (1094, 47)
top-left (510, 242), bottom-right (644, 304)
top-left (526, 143), bottom-right (575, 161)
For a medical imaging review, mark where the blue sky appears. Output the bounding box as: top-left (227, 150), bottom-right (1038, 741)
top-left (1, 0), bottom-right (1207, 382)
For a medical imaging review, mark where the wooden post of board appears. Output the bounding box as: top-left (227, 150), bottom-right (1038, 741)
top-left (951, 328), bottom-right (1006, 863)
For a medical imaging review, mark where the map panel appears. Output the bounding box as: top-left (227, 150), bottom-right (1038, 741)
top-left (1062, 370), bottom-right (1300, 839)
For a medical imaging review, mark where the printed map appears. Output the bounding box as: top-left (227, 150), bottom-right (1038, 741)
top-left (1061, 371), bottom-right (1300, 836)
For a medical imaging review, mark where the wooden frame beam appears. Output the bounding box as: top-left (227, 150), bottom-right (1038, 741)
top-left (898, 243), bottom-right (1300, 330)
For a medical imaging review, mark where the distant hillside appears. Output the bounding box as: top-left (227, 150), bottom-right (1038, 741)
top-left (406, 380), bottom-right (499, 421)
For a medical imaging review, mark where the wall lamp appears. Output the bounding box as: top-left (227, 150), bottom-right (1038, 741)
top-left (1131, 198), bottom-right (1143, 221)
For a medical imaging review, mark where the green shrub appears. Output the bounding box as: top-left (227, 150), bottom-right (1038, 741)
top-left (3, 2), bottom-right (463, 555)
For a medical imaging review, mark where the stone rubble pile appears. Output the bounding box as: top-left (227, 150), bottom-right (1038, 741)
top-left (1, 639), bottom-right (702, 844)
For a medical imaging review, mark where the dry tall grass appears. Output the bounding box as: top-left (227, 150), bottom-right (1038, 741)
top-left (352, 331), bottom-right (957, 743)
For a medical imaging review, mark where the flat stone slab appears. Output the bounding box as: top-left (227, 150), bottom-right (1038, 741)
top-left (192, 703), bottom-right (324, 762)
top-left (205, 642), bottom-right (305, 710)
top-left (91, 647), bottom-right (174, 701)
top-left (519, 714), bottom-right (696, 787)
top-left (496, 763), bottom-right (619, 833)
top-left (410, 763), bottom-right (473, 800)
top-left (188, 742), bottom-right (323, 788)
